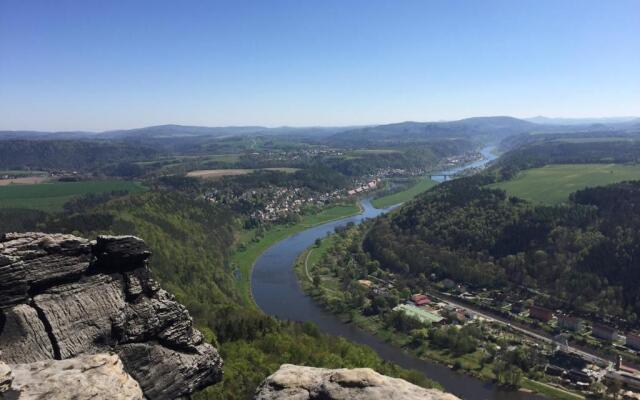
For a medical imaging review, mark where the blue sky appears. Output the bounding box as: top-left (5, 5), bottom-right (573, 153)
top-left (1, 0), bottom-right (639, 131)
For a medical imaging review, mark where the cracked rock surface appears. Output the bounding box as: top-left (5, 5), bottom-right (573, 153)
top-left (253, 364), bottom-right (460, 400)
top-left (1, 353), bottom-right (144, 400)
top-left (0, 233), bottom-right (223, 399)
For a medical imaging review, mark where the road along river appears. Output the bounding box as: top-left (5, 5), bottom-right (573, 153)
top-left (251, 147), bottom-right (545, 399)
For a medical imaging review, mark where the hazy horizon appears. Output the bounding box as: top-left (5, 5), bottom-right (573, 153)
top-left (1, 0), bottom-right (639, 131)
top-left (1, 114), bottom-right (640, 133)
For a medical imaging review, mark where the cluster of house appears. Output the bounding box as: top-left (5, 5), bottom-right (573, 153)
top-left (607, 357), bottom-right (640, 394)
top-left (546, 351), bottom-right (640, 395)
top-left (530, 304), bottom-right (640, 394)
top-left (356, 275), bottom-right (396, 296)
top-left (346, 179), bottom-right (379, 196)
top-left (204, 186), bottom-right (346, 222)
top-left (250, 188), bottom-right (344, 221)
top-left (528, 305), bottom-right (640, 349)
top-left (392, 293), bottom-right (477, 326)
top-left (544, 350), bottom-right (605, 390)
top-left (0, 170), bottom-right (69, 180)
top-left (438, 284), bottom-right (640, 395)
top-left (243, 148), bottom-right (344, 163)
top-left (437, 151), bottom-right (483, 169)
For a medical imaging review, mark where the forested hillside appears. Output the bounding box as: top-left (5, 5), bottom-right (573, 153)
top-left (0, 140), bottom-right (163, 170)
top-left (12, 189), bottom-right (438, 399)
top-left (364, 176), bottom-right (640, 328)
top-left (328, 116), bottom-right (539, 146)
top-left (496, 139), bottom-right (640, 179)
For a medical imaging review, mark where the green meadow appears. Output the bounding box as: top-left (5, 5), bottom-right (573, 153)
top-left (372, 178), bottom-right (437, 208)
top-left (490, 164), bottom-right (640, 204)
top-left (231, 202), bottom-right (361, 306)
top-left (0, 180), bottom-right (146, 211)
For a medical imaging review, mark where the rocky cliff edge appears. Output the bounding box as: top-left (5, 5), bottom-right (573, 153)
top-left (0, 232), bottom-right (222, 399)
top-left (253, 364), bottom-right (460, 400)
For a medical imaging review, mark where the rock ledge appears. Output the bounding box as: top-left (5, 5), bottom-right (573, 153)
top-left (253, 364), bottom-right (459, 400)
top-left (1, 353), bottom-right (144, 399)
top-left (0, 232), bottom-right (222, 399)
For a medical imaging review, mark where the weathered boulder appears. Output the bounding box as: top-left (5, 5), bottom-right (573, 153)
top-left (0, 360), bottom-right (12, 393)
top-left (1, 353), bottom-right (144, 399)
top-left (253, 364), bottom-right (459, 400)
top-left (0, 233), bottom-right (223, 399)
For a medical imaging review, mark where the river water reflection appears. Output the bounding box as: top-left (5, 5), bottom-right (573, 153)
top-left (251, 147), bottom-right (545, 399)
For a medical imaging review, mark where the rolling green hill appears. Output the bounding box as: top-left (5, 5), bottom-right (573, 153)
top-left (489, 164), bottom-right (640, 204)
top-left (0, 180), bottom-right (146, 211)
top-left (372, 178), bottom-right (438, 208)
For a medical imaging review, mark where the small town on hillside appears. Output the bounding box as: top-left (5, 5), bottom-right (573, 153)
top-left (201, 150), bottom-right (484, 222)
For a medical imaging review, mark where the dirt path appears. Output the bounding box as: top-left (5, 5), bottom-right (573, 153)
top-left (304, 249), bottom-right (314, 282)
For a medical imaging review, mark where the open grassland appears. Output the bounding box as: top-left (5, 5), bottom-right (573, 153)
top-left (186, 167), bottom-right (299, 179)
top-left (231, 202), bottom-right (361, 306)
top-left (521, 379), bottom-right (584, 400)
top-left (0, 180), bottom-right (146, 212)
top-left (344, 149), bottom-right (401, 159)
top-left (372, 178), bottom-right (437, 208)
top-left (490, 164), bottom-right (640, 204)
top-left (187, 169), bottom-right (254, 178)
top-left (137, 153), bottom-right (241, 166)
top-left (0, 170), bottom-right (50, 186)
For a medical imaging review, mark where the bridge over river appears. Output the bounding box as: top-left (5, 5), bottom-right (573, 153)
top-left (250, 146), bottom-right (551, 400)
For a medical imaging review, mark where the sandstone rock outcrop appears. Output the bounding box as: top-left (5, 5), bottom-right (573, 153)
top-left (0, 233), bottom-right (223, 399)
top-left (253, 364), bottom-right (459, 400)
top-left (1, 353), bottom-right (144, 400)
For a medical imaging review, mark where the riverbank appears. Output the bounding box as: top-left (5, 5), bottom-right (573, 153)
top-left (248, 146), bottom-right (545, 400)
top-left (371, 177), bottom-right (438, 208)
top-left (231, 201), bottom-right (362, 306)
top-left (294, 234), bottom-right (584, 400)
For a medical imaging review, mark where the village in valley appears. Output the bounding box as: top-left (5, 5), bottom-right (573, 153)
top-left (200, 149), bottom-right (484, 223)
top-left (355, 271), bottom-right (640, 398)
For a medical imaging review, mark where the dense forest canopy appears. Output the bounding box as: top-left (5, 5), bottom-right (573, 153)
top-left (497, 138), bottom-right (640, 171)
top-left (364, 176), bottom-right (640, 328)
top-left (0, 187), bottom-right (438, 399)
top-left (0, 140), bottom-right (163, 171)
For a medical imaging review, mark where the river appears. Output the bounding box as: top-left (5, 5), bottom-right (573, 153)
top-left (251, 146), bottom-right (544, 399)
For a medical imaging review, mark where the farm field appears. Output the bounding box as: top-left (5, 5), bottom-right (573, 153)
top-left (135, 154), bottom-right (242, 174)
top-left (137, 154), bottom-right (241, 166)
top-left (0, 170), bottom-right (48, 177)
top-left (489, 163), bottom-right (640, 204)
top-left (343, 149), bottom-right (401, 159)
top-left (372, 177), bottom-right (437, 208)
top-left (0, 176), bottom-right (50, 186)
top-left (186, 167), bottom-right (298, 178)
top-left (0, 170), bottom-right (50, 186)
top-left (0, 180), bottom-right (146, 211)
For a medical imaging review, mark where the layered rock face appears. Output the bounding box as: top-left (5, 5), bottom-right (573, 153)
top-left (0, 233), bottom-right (222, 399)
top-left (254, 364), bottom-right (460, 400)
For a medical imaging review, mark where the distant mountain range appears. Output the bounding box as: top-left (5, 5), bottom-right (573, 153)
top-left (525, 116), bottom-right (639, 126)
top-left (1, 116), bottom-right (638, 143)
top-left (327, 116), bottom-right (540, 145)
top-left (0, 125), bottom-right (358, 141)
top-left (326, 116), bottom-right (640, 145)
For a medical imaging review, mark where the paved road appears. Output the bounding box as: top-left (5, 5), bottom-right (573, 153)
top-left (424, 289), bottom-right (610, 367)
